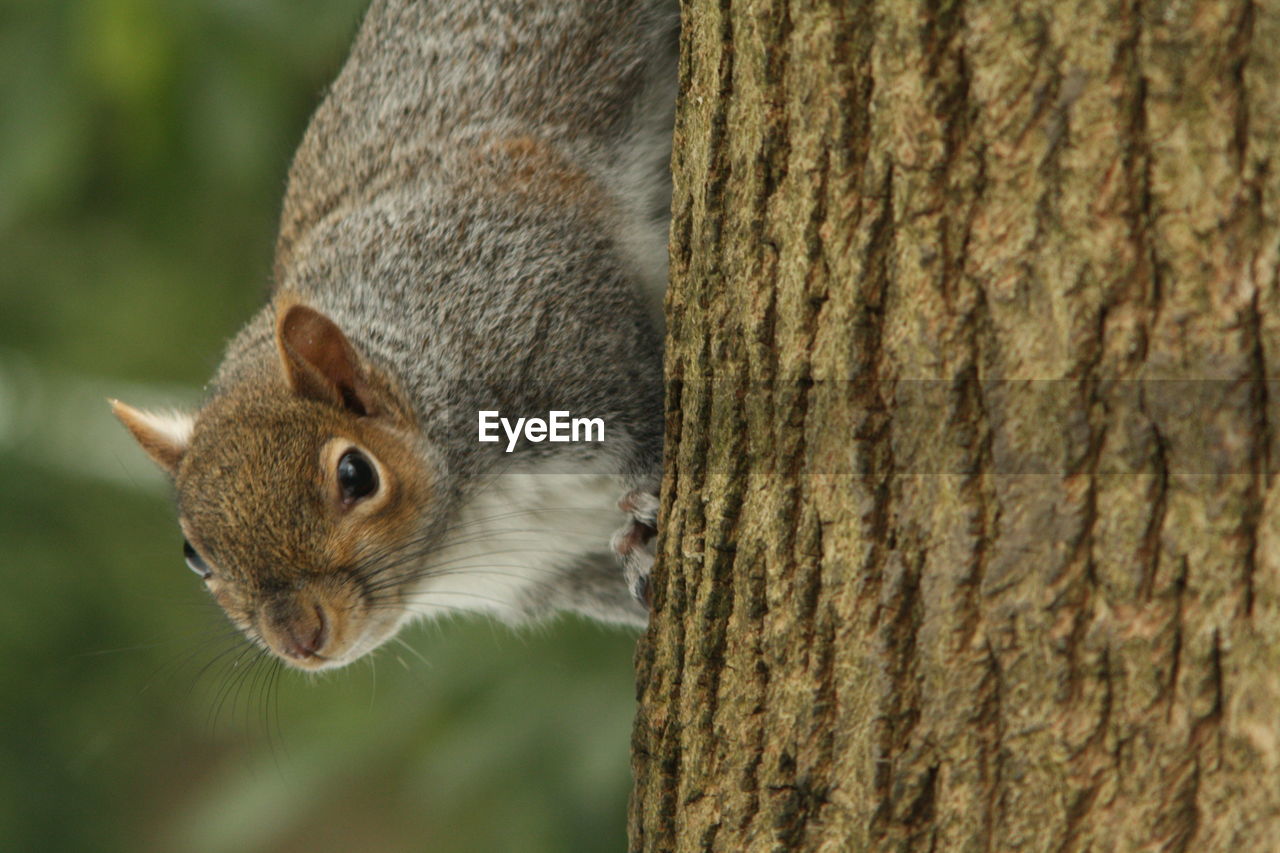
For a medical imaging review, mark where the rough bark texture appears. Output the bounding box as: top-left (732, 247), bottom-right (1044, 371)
top-left (630, 0), bottom-right (1280, 850)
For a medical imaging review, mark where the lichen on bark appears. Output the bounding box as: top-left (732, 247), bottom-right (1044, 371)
top-left (630, 0), bottom-right (1280, 850)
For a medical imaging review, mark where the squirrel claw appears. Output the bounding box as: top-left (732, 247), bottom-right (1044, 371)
top-left (618, 489), bottom-right (659, 527)
top-left (613, 489), bottom-right (659, 607)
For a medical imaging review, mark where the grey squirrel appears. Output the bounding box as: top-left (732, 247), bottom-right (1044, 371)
top-left (111, 0), bottom-right (675, 670)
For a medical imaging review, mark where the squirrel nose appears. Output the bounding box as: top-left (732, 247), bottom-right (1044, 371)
top-left (280, 604), bottom-right (329, 660)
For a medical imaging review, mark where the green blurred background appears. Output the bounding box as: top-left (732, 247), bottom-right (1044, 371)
top-left (0, 1), bottom-right (640, 850)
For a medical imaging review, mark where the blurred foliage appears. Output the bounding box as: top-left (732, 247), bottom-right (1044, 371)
top-left (0, 2), bottom-right (640, 851)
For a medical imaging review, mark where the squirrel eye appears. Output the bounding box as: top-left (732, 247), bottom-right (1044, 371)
top-left (183, 539), bottom-right (212, 579)
top-left (337, 449), bottom-right (378, 503)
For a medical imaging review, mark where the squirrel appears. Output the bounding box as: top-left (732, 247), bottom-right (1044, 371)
top-left (111, 0), bottom-right (676, 671)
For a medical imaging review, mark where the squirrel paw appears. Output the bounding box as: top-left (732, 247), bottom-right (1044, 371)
top-left (612, 489), bottom-right (659, 607)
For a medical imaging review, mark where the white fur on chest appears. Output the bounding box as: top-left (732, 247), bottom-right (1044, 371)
top-left (402, 466), bottom-right (624, 622)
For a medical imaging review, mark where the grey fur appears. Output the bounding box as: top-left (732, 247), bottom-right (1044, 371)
top-left (209, 0), bottom-right (674, 627)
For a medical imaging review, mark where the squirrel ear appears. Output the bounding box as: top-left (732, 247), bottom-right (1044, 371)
top-left (276, 304), bottom-right (378, 415)
top-left (110, 400), bottom-right (193, 476)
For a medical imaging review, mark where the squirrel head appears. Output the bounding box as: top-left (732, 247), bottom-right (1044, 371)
top-left (112, 302), bottom-right (436, 670)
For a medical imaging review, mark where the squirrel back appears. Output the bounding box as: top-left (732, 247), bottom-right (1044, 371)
top-left (278, 0), bottom-right (676, 315)
top-left (113, 0), bottom-right (675, 669)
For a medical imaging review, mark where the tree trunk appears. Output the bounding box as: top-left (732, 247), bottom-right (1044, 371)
top-left (630, 0), bottom-right (1280, 849)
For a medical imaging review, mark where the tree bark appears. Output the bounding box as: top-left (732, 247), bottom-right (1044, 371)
top-left (630, 0), bottom-right (1280, 850)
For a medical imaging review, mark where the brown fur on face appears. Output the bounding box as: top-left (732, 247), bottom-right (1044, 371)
top-left (177, 386), bottom-right (434, 670)
top-left (116, 301), bottom-right (437, 671)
